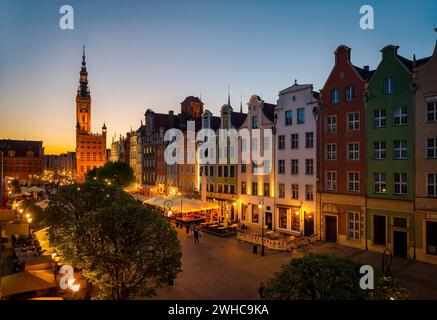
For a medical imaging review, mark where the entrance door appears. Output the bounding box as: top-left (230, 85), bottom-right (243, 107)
top-left (265, 212), bottom-right (273, 230)
top-left (304, 212), bottom-right (314, 236)
top-left (325, 216), bottom-right (337, 242)
top-left (393, 231), bottom-right (407, 258)
top-left (373, 215), bottom-right (386, 246)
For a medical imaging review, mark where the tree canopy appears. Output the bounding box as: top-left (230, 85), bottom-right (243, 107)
top-left (45, 181), bottom-right (182, 299)
top-left (263, 254), bottom-right (408, 300)
top-left (86, 161), bottom-right (135, 187)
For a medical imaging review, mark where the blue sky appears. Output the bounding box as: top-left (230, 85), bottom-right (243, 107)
top-left (0, 0), bottom-right (436, 153)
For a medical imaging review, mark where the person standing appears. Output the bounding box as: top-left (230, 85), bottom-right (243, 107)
top-left (193, 227), bottom-right (200, 245)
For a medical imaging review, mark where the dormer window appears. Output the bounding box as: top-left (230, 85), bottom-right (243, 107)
top-left (8, 150), bottom-right (15, 157)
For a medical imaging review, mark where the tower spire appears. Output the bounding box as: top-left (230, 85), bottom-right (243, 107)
top-left (78, 45), bottom-right (90, 98)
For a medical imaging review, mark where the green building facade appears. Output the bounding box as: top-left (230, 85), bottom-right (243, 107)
top-left (366, 45), bottom-right (415, 257)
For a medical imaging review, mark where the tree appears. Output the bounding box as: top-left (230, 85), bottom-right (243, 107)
top-left (263, 254), bottom-right (408, 300)
top-left (86, 161), bottom-right (135, 187)
top-left (10, 179), bottom-right (21, 194)
top-left (45, 182), bottom-right (182, 299)
top-left (75, 204), bottom-right (181, 299)
top-left (45, 182), bottom-right (136, 261)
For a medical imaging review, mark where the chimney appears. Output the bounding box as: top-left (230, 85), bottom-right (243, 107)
top-left (363, 65), bottom-right (369, 72)
top-left (169, 110), bottom-right (175, 128)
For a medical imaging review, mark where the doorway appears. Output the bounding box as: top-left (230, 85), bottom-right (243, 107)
top-left (393, 231), bottom-right (408, 258)
top-left (373, 215), bottom-right (387, 246)
top-left (325, 215), bottom-right (337, 242)
top-left (304, 212), bottom-right (314, 236)
top-left (265, 212), bottom-right (273, 230)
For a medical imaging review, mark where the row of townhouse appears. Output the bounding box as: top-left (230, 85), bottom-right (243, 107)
top-left (230, 41), bottom-right (436, 264)
top-left (117, 36), bottom-right (437, 264)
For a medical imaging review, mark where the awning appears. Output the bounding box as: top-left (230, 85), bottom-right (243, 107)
top-left (0, 270), bottom-right (56, 298)
top-left (142, 196), bottom-right (219, 213)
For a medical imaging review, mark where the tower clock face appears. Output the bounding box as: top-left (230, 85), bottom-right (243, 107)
top-left (80, 103), bottom-right (88, 112)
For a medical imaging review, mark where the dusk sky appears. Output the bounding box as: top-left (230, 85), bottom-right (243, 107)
top-left (1, 0), bottom-right (436, 154)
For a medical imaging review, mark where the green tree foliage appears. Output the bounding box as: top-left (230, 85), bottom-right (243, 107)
top-left (263, 254), bottom-right (408, 300)
top-left (10, 179), bottom-right (21, 194)
top-left (75, 204), bottom-right (181, 299)
top-left (85, 161), bottom-right (135, 187)
top-left (45, 182), bottom-right (182, 299)
top-left (45, 182), bottom-right (135, 260)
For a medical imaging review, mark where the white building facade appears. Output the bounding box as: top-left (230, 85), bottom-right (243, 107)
top-left (274, 83), bottom-right (319, 236)
top-left (238, 95), bottom-right (276, 231)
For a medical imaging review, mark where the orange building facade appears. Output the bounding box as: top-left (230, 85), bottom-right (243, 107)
top-left (75, 47), bottom-right (107, 182)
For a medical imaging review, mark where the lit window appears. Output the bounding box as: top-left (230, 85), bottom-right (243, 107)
top-left (348, 212), bottom-right (360, 240)
top-left (374, 173), bottom-right (386, 193)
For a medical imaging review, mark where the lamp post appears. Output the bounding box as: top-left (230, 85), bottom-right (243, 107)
top-left (258, 198), bottom-right (265, 256)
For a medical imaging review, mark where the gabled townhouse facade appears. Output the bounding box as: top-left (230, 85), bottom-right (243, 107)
top-left (414, 39), bottom-right (437, 264)
top-left (275, 82), bottom-right (319, 236)
top-left (317, 45), bottom-right (373, 250)
top-left (366, 45), bottom-right (430, 258)
top-left (238, 95), bottom-right (276, 231)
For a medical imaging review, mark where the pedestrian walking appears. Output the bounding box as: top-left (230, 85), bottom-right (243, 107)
top-left (258, 282), bottom-right (265, 299)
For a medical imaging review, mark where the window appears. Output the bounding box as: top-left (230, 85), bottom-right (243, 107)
top-left (348, 172), bottom-right (360, 192)
top-left (252, 204), bottom-right (259, 223)
top-left (278, 183), bottom-right (285, 198)
top-left (252, 116), bottom-right (258, 128)
top-left (291, 210), bottom-right (300, 232)
top-left (224, 185), bottom-right (229, 194)
top-left (427, 138), bottom-right (437, 159)
top-left (326, 144), bottom-right (336, 160)
top-left (305, 185), bottom-right (313, 201)
top-left (291, 134), bottom-right (299, 149)
top-left (374, 141), bottom-right (386, 160)
top-left (278, 160), bottom-right (285, 174)
top-left (427, 101), bottom-right (437, 122)
top-left (374, 109), bottom-right (386, 128)
top-left (252, 182), bottom-right (258, 196)
top-left (393, 106), bottom-right (407, 125)
top-left (347, 112), bottom-right (360, 130)
top-left (331, 88), bottom-right (340, 104)
top-left (394, 140), bottom-right (407, 159)
top-left (241, 164), bottom-right (246, 173)
top-left (297, 108), bottom-right (305, 124)
top-left (326, 116), bottom-right (337, 133)
top-left (326, 171), bottom-right (337, 191)
top-left (348, 143), bottom-right (359, 160)
top-left (374, 173), bottom-right (386, 193)
top-left (241, 182), bottom-right (246, 194)
top-left (384, 77), bottom-right (395, 94)
top-left (426, 221), bottom-right (437, 255)
top-left (305, 159), bottom-right (314, 175)
top-left (279, 208), bottom-right (287, 229)
top-left (263, 160), bottom-right (271, 174)
top-left (263, 136), bottom-right (271, 151)
top-left (230, 185), bottom-right (235, 194)
top-left (348, 212), bottom-right (360, 240)
top-left (218, 166), bottom-right (222, 177)
top-left (291, 184), bottom-right (299, 199)
top-left (428, 173), bottom-right (437, 197)
top-left (264, 183), bottom-right (270, 197)
top-left (285, 110), bottom-right (292, 125)
top-left (345, 86), bottom-right (355, 101)
top-left (305, 132), bottom-right (314, 148)
top-left (291, 159), bottom-right (298, 175)
top-left (241, 139), bottom-right (247, 152)
top-left (252, 137), bottom-right (258, 151)
top-left (278, 135), bottom-right (285, 150)
top-left (230, 166), bottom-right (235, 177)
top-left (394, 173), bottom-right (407, 194)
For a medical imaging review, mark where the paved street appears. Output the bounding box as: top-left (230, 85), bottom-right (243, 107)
top-left (153, 226), bottom-right (437, 300)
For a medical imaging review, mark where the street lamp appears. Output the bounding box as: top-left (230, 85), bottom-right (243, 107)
top-left (258, 199), bottom-right (265, 256)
